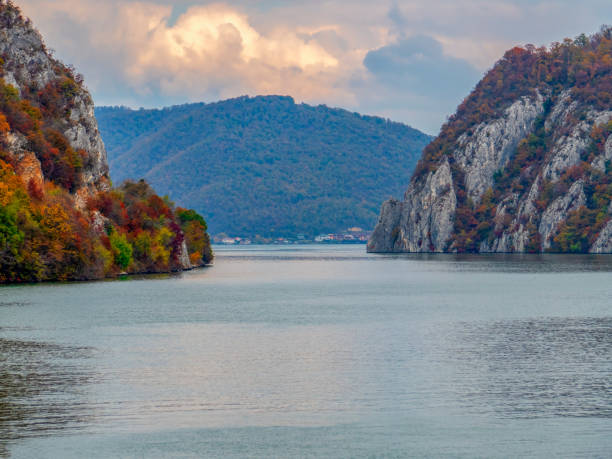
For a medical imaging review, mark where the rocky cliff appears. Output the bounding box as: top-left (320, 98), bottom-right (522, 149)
top-left (369, 28), bottom-right (612, 253)
top-left (0, 1), bottom-right (211, 282)
top-left (0, 1), bottom-right (109, 205)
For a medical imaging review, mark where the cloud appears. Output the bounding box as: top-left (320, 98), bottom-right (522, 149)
top-left (364, 35), bottom-right (480, 97)
top-left (126, 4), bottom-right (341, 101)
top-left (15, 0), bottom-right (612, 133)
top-left (358, 35), bottom-right (481, 133)
top-left (17, 0), bottom-right (349, 108)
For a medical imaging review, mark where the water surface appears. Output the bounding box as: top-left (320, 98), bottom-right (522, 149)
top-left (1, 245), bottom-right (611, 457)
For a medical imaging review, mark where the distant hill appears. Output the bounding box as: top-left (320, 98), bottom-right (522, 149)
top-left (96, 96), bottom-right (432, 237)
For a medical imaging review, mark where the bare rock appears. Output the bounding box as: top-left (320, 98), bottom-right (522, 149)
top-left (178, 240), bottom-right (193, 269)
top-left (538, 180), bottom-right (586, 250)
top-left (367, 199), bottom-right (404, 252)
top-left (0, 3), bottom-right (109, 204)
top-left (590, 218), bottom-right (612, 253)
top-left (455, 93), bottom-right (544, 203)
top-left (369, 83), bottom-right (612, 253)
top-left (368, 159), bottom-right (456, 252)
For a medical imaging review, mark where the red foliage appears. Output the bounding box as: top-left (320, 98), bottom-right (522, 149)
top-left (27, 178), bottom-right (43, 200)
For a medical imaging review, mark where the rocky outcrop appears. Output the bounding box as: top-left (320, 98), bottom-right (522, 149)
top-left (64, 93), bottom-right (110, 196)
top-left (14, 150), bottom-right (43, 190)
top-left (369, 91), bottom-right (550, 253)
top-left (538, 180), bottom-right (586, 249)
top-left (455, 93), bottom-right (545, 204)
top-left (6, 132), bottom-right (43, 189)
top-left (369, 159), bottom-right (456, 252)
top-left (591, 134), bottom-right (612, 173)
top-left (0, 2), bottom-right (110, 201)
top-left (369, 32), bottom-right (612, 254)
top-left (367, 199), bottom-right (403, 252)
top-left (0, 1), bottom-right (209, 281)
top-left (543, 110), bottom-right (612, 181)
top-left (590, 212), bottom-right (612, 253)
top-left (178, 240), bottom-right (193, 269)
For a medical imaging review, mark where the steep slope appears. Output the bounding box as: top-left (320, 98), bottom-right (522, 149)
top-left (0, 1), bottom-right (109, 203)
top-left (369, 28), bottom-right (612, 253)
top-left (0, 1), bottom-right (211, 282)
top-left (96, 98), bottom-right (432, 237)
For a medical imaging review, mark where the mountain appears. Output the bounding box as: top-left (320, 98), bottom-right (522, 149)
top-left (0, 1), bottom-right (211, 282)
top-left (369, 27), bottom-right (612, 253)
top-left (96, 98), bottom-right (432, 238)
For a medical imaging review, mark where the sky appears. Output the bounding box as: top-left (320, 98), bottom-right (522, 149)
top-left (16, 0), bottom-right (612, 134)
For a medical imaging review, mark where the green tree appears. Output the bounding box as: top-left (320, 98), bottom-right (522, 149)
top-left (110, 231), bottom-right (133, 271)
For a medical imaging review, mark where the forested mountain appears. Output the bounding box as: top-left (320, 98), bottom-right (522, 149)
top-left (369, 27), bottom-right (612, 253)
top-left (0, 1), bottom-right (211, 282)
top-left (96, 98), bottom-right (432, 237)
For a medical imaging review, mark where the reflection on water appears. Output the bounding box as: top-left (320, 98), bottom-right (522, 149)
top-left (0, 337), bottom-right (94, 456)
top-left (446, 317), bottom-right (612, 418)
top-left (0, 302), bottom-right (30, 308)
top-left (218, 244), bottom-right (612, 272)
top-left (0, 245), bottom-right (611, 457)
top-left (85, 323), bottom-right (371, 431)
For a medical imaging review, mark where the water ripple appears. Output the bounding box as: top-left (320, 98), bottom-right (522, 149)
top-left (445, 317), bottom-right (612, 418)
top-left (0, 338), bottom-right (96, 454)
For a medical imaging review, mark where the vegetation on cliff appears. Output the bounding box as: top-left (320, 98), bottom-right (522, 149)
top-left (0, 1), bottom-right (211, 282)
top-left (414, 26), bottom-right (612, 253)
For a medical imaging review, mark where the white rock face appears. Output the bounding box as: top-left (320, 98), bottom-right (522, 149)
top-left (369, 85), bottom-right (612, 253)
top-left (0, 4), bottom-right (109, 199)
top-left (368, 159), bottom-right (456, 252)
top-left (543, 111), bottom-right (612, 181)
top-left (178, 240), bottom-right (193, 270)
top-left (538, 180), bottom-right (586, 250)
top-left (0, 12), bottom-right (56, 94)
top-left (590, 218), bottom-right (612, 253)
top-left (366, 199), bottom-right (404, 252)
top-left (455, 93), bottom-right (544, 204)
top-left (544, 90), bottom-right (575, 132)
top-left (591, 134), bottom-right (612, 173)
top-left (489, 193), bottom-right (519, 252)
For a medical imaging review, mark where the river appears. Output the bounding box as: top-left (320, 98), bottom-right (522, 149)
top-left (1, 245), bottom-right (610, 457)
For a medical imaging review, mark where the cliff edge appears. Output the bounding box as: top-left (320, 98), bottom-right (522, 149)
top-left (0, 1), bottom-right (212, 282)
top-left (369, 28), bottom-right (612, 253)
top-left (0, 2), bottom-right (109, 203)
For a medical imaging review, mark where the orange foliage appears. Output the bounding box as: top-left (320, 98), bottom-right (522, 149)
top-left (0, 67), bottom-right (212, 281)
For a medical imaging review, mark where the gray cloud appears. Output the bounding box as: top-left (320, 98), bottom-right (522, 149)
top-left (360, 35), bottom-right (481, 133)
top-left (387, 2), bottom-right (408, 38)
top-left (365, 35), bottom-right (479, 94)
top-left (15, 0), bottom-right (612, 133)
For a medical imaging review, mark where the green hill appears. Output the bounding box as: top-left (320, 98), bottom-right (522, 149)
top-left (96, 96), bottom-right (432, 237)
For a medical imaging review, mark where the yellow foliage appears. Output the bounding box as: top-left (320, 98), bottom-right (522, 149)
top-left (95, 243), bottom-right (113, 275)
top-left (0, 160), bottom-right (27, 206)
top-left (155, 226), bottom-right (173, 247)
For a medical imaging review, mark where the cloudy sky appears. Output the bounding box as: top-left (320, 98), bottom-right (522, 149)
top-left (17, 0), bottom-right (612, 134)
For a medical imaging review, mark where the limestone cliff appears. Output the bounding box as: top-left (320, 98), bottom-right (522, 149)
top-left (0, 1), bottom-right (109, 205)
top-left (0, 1), bottom-right (210, 282)
top-left (369, 29), bottom-right (612, 253)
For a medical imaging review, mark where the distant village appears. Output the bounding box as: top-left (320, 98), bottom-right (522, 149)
top-left (213, 227), bottom-right (372, 245)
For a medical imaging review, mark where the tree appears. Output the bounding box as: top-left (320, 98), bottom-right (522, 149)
top-left (110, 231), bottom-right (133, 271)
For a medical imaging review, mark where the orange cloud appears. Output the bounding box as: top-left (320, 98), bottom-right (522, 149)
top-left (18, 0), bottom-right (349, 106)
top-left (17, 0), bottom-right (611, 133)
